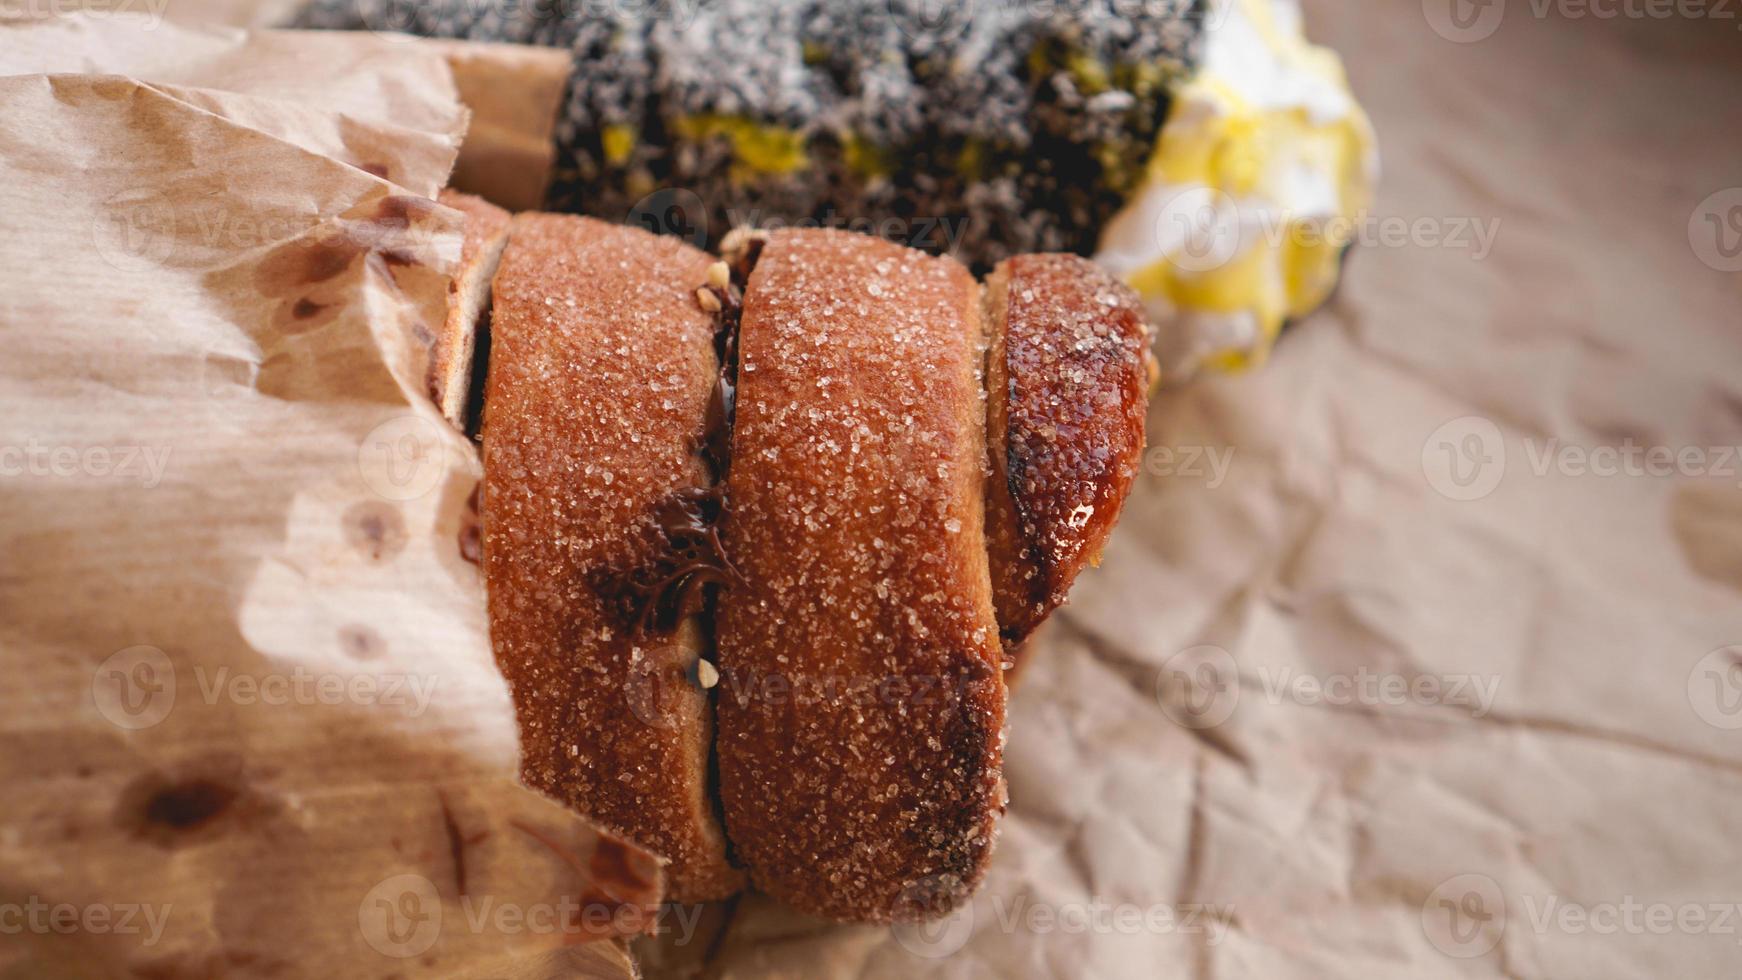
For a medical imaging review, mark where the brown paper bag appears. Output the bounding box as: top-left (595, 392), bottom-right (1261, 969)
top-left (0, 23), bottom-right (650, 980)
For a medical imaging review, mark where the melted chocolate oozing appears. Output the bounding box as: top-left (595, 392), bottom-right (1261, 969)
top-left (606, 276), bottom-right (745, 637)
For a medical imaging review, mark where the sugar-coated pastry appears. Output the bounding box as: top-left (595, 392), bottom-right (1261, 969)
top-left (481, 213), bottom-right (744, 902)
top-left (713, 229), bottom-right (1007, 922)
top-left (983, 254), bottom-right (1153, 652)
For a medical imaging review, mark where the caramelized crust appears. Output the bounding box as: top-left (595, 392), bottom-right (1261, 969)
top-left (481, 213), bottom-right (744, 902)
top-left (715, 229), bottom-right (1007, 923)
top-left (984, 254), bottom-right (1152, 652)
top-left (431, 189), bottom-right (510, 427)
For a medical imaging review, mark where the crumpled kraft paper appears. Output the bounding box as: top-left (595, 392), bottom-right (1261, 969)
top-left (662, 2), bottom-right (1742, 978)
top-left (0, 20), bottom-right (651, 980)
top-left (0, 11), bottom-right (570, 210)
top-left (0, 11), bottom-right (468, 165)
top-left (7, 3), bottom-right (1742, 979)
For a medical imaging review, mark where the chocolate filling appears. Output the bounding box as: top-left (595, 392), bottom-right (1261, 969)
top-left (605, 256), bottom-right (752, 638)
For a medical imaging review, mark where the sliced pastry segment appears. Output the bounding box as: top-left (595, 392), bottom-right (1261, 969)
top-left (431, 189), bottom-right (510, 428)
top-left (714, 229), bottom-right (1007, 923)
top-left (481, 213), bottom-right (744, 902)
top-left (984, 253), bottom-right (1153, 651)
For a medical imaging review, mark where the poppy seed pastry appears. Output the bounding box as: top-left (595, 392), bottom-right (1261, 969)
top-left (293, 0), bottom-right (1203, 269)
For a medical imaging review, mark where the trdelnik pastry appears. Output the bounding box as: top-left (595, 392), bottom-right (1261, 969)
top-left (435, 209), bottom-right (1152, 919)
top-left (297, 0), bottom-right (1376, 378)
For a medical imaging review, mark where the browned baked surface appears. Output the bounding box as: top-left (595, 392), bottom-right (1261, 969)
top-left (984, 253), bottom-right (1152, 651)
top-left (481, 213), bottom-right (744, 902)
top-left (714, 229), bottom-right (1007, 923)
top-left (431, 189), bottom-right (510, 427)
